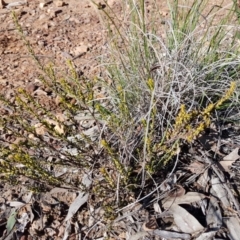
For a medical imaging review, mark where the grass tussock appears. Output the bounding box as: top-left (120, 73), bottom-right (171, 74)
top-left (0, 0), bottom-right (240, 219)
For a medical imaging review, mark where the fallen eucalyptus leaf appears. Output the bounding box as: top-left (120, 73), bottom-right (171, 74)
top-left (6, 209), bottom-right (17, 234)
top-left (197, 169), bottom-right (210, 189)
top-left (163, 192), bottom-right (206, 208)
top-left (223, 148), bottom-right (239, 161)
top-left (169, 204), bottom-right (204, 233)
top-left (64, 174), bottom-right (92, 221)
top-left (195, 231), bottom-right (217, 240)
top-left (50, 187), bottom-right (69, 194)
top-left (65, 192), bottom-right (89, 222)
top-left (129, 231), bottom-right (148, 240)
top-left (168, 185), bottom-right (185, 198)
top-left (153, 229), bottom-right (191, 239)
top-left (143, 217), bottom-right (159, 231)
top-left (225, 216), bottom-right (240, 240)
top-left (22, 191), bottom-right (33, 204)
top-left (153, 202), bottom-right (161, 213)
top-left (187, 161), bottom-right (205, 174)
top-left (62, 218), bottom-right (71, 240)
top-left (219, 160), bottom-right (234, 172)
top-left (9, 201), bottom-right (25, 208)
top-left (6, 0), bottom-right (27, 9)
top-left (17, 212), bottom-right (29, 233)
top-left (206, 197), bottom-right (222, 228)
top-left (82, 173), bottom-right (92, 188)
top-left (211, 177), bottom-right (230, 209)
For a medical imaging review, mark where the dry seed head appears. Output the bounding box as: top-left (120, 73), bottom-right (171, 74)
top-left (215, 81), bottom-right (236, 108)
top-left (202, 103), bottom-right (214, 116)
top-left (147, 78), bottom-right (155, 91)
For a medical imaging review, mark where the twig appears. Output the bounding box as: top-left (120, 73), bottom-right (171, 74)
top-left (0, 27), bottom-right (27, 32)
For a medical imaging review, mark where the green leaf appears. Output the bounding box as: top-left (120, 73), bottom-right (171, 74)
top-left (6, 209), bottom-right (17, 234)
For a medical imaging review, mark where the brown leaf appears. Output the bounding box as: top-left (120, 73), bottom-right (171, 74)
top-left (142, 217), bottom-right (159, 231)
top-left (187, 161), bottom-right (205, 174)
top-left (168, 185), bottom-right (185, 198)
top-left (219, 160), bottom-right (234, 172)
top-left (197, 168), bottom-right (210, 189)
top-left (223, 148), bottom-right (240, 161)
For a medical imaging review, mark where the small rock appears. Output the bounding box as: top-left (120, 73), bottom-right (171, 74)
top-left (69, 16), bottom-right (80, 24)
top-left (84, 18), bottom-right (90, 24)
top-left (56, 112), bottom-right (67, 122)
top-left (28, 134), bottom-right (37, 140)
top-left (47, 7), bottom-right (62, 18)
top-left (38, 13), bottom-right (47, 20)
top-left (61, 51), bottom-right (72, 59)
top-left (41, 23), bottom-right (49, 31)
top-left (54, 0), bottom-right (64, 7)
top-left (39, 0), bottom-right (52, 8)
top-left (4, 0), bottom-right (24, 3)
top-left (13, 137), bottom-right (26, 145)
top-left (48, 20), bottom-right (56, 27)
top-left (0, 0), bottom-right (4, 9)
top-left (34, 123), bottom-right (47, 135)
top-left (39, 2), bottom-right (47, 8)
top-left (29, 9), bottom-right (36, 15)
top-left (26, 83), bottom-right (38, 93)
top-left (107, 0), bottom-right (115, 7)
top-left (34, 89), bottom-right (47, 96)
top-left (55, 95), bottom-right (62, 105)
top-left (62, 14), bottom-right (70, 21)
top-left (37, 40), bottom-right (45, 47)
top-left (73, 44), bottom-right (89, 56)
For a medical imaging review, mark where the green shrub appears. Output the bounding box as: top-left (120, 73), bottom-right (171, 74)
top-left (0, 0), bottom-right (239, 218)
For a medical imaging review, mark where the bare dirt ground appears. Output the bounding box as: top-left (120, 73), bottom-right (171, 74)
top-left (0, 0), bottom-right (240, 239)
